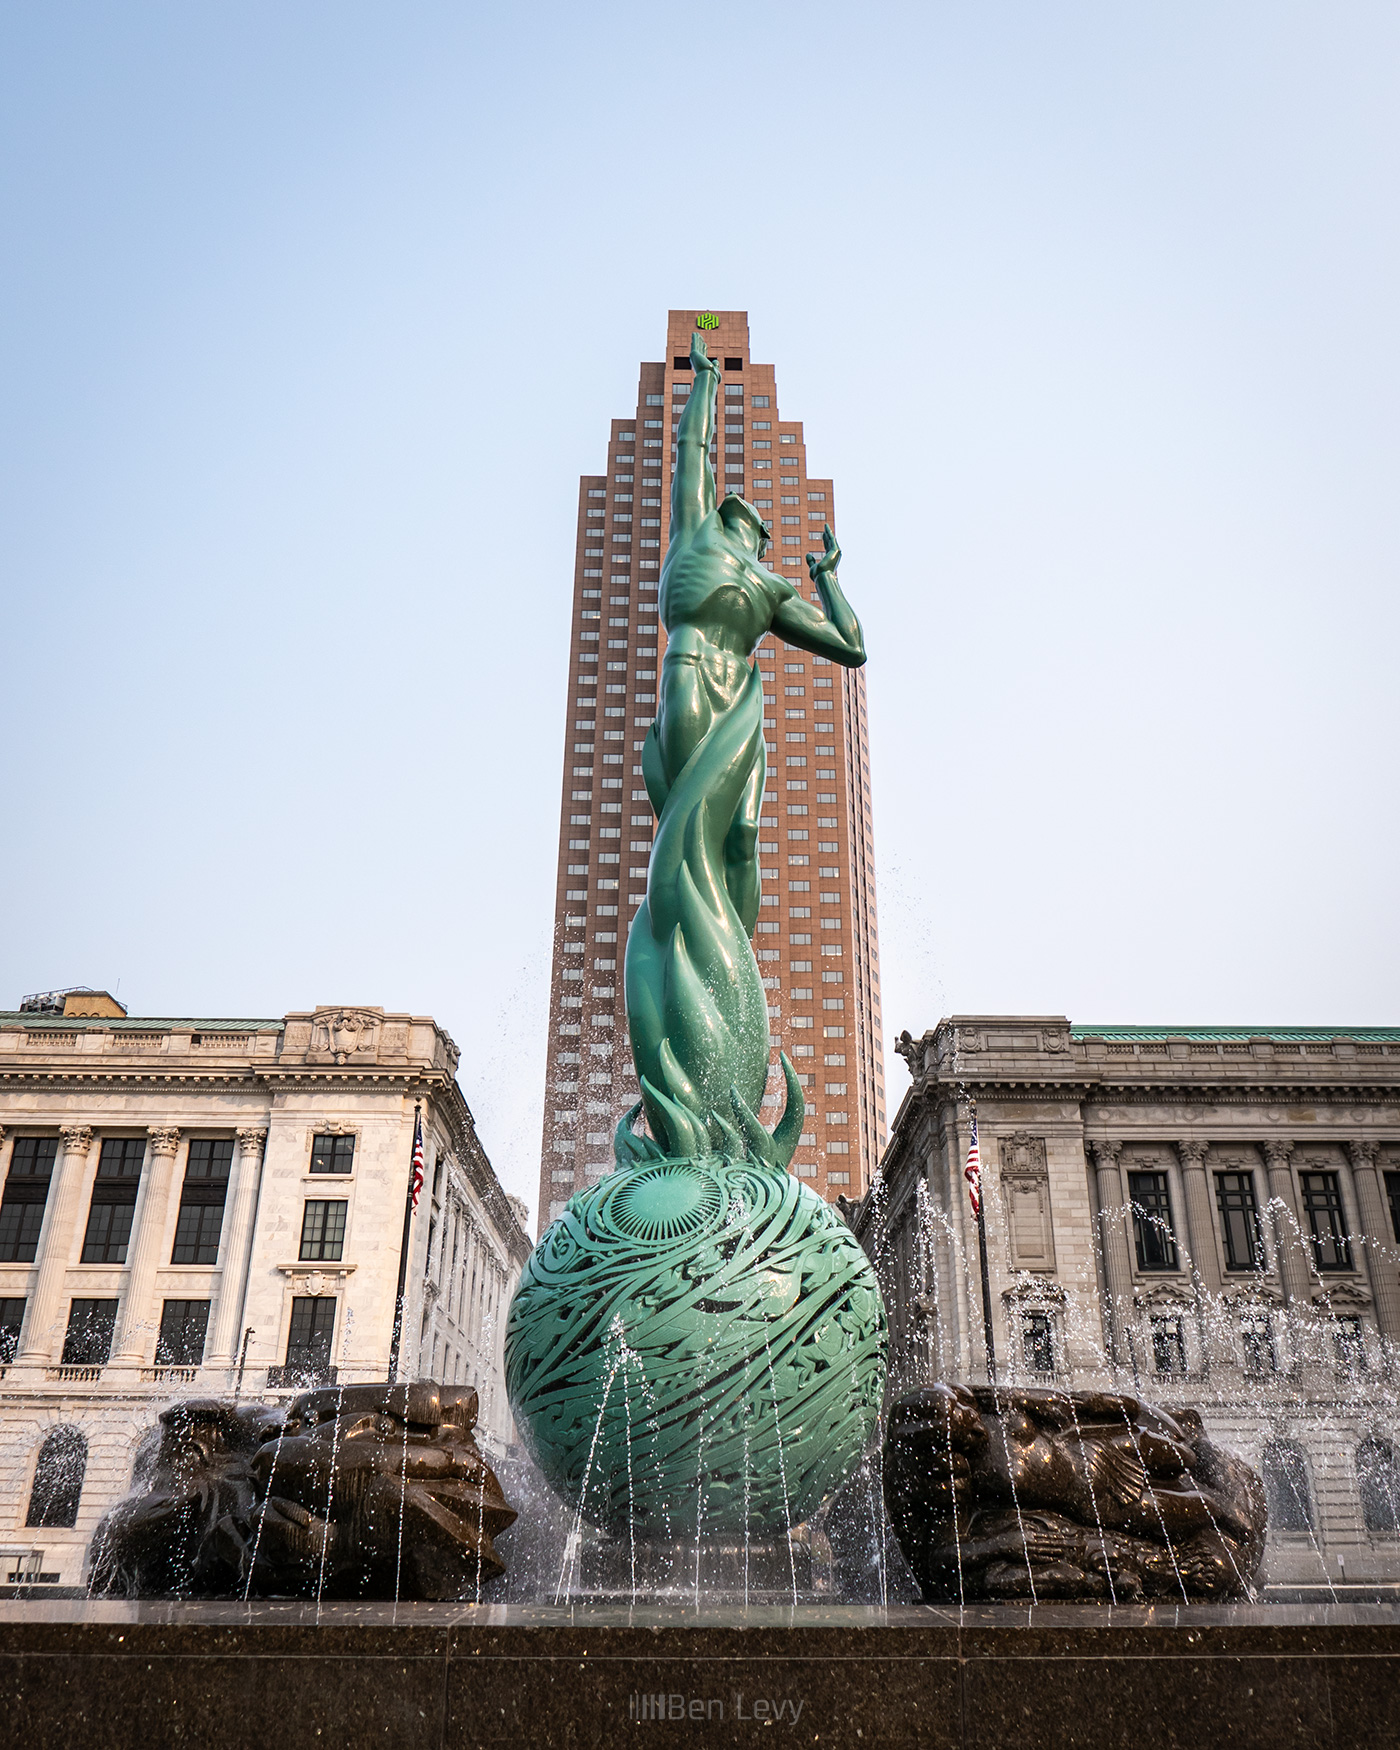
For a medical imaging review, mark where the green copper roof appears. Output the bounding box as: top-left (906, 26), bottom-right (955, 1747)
top-left (1071, 1024), bottom-right (1400, 1043)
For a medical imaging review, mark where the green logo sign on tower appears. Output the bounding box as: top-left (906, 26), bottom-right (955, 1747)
top-left (696, 312), bottom-right (719, 330)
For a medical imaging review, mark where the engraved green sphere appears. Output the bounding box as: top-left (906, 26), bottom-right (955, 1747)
top-left (504, 1156), bottom-right (888, 1536)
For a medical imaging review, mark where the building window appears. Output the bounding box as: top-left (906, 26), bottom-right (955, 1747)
top-left (1261, 1439), bottom-right (1314, 1533)
top-left (61, 1298), bottom-right (117, 1366)
top-left (156, 1299), bottom-right (210, 1366)
top-left (1150, 1314), bottom-right (1187, 1376)
top-left (25, 1428), bottom-right (87, 1528)
top-left (1332, 1315), bottom-right (1366, 1377)
top-left (1021, 1311), bottom-right (1055, 1376)
top-left (1385, 1171), bottom-right (1400, 1244)
top-left (1240, 1313), bottom-right (1277, 1378)
top-left (299, 1200), bottom-right (348, 1262)
top-left (1128, 1171), bottom-right (1179, 1270)
top-left (1299, 1170), bottom-right (1352, 1271)
top-left (81, 1137), bottom-right (145, 1264)
top-left (1215, 1170), bottom-right (1265, 1271)
top-left (0, 1136), bottom-right (56, 1263)
top-left (285, 1296), bottom-right (336, 1381)
top-left (171, 1202), bottom-right (225, 1265)
top-left (310, 1133), bottom-right (355, 1175)
top-left (171, 1137), bottom-right (233, 1265)
top-left (0, 1298), bottom-right (25, 1362)
top-left (1357, 1437), bottom-right (1400, 1537)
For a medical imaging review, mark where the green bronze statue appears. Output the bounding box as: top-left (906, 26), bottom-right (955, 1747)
top-left (626, 333), bottom-right (867, 1162)
top-left (505, 332), bottom-right (886, 1543)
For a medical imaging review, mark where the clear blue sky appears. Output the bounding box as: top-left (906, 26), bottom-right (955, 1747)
top-left (4, 3), bottom-right (1396, 1221)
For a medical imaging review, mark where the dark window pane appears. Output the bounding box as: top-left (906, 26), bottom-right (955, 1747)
top-left (1299, 1170), bottom-right (1352, 1271)
top-left (185, 1138), bottom-right (234, 1180)
top-left (1263, 1440), bottom-right (1314, 1533)
top-left (299, 1200), bottom-right (347, 1262)
top-left (61, 1299), bottom-right (117, 1366)
top-left (9, 1138), bottom-right (57, 1177)
top-left (1128, 1171), bottom-right (1179, 1270)
top-left (0, 1200), bottom-right (46, 1264)
top-left (1385, 1172), bottom-right (1400, 1246)
top-left (1215, 1170), bottom-right (1265, 1271)
top-left (0, 1138), bottom-right (56, 1265)
top-left (1333, 1316), bottom-right (1367, 1377)
top-left (25, 1427), bottom-right (87, 1528)
top-left (82, 1198), bottom-right (135, 1264)
top-left (156, 1299), bottom-right (209, 1366)
top-left (284, 1295), bottom-right (336, 1379)
top-left (1241, 1314), bottom-right (1277, 1377)
top-left (96, 1137), bottom-right (145, 1178)
top-left (0, 1298), bottom-right (25, 1363)
top-left (1151, 1315), bottom-right (1187, 1375)
top-left (1358, 1438), bottom-right (1400, 1537)
top-left (309, 1134), bottom-right (355, 1175)
top-left (1021, 1311), bottom-right (1054, 1375)
top-left (171, 1200), bottom-right (225, 1265)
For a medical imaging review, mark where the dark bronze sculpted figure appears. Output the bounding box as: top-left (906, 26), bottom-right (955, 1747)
top-left (90, 1381), bottom-right (515, 1600)
top-left (884, 1384), bottom-right (1267, 1601)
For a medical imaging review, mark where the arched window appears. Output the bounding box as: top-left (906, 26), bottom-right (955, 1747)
top-left (25, 1427), bottom-right (88, 1528)
top-left (1357, 1437), bottom-right (1400, 1537)
top-left (1262, 1439), bottom-right (1314, 1534)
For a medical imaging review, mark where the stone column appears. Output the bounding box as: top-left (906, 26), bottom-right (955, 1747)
top-left (1175, 1140), bottom-right (1223, 1297)
top-left (207, 1128), bottom-right (268, 1369)
top-left (1263, 1139), bottom-right (1312, 1305)
top-left (17, 1125), bottom-right (94, 1365)
top-left (1347, 1140), bottom-right (1400, 1347)
top-left (1090, 1140), bottom-right (1134, 1366)
top-left (112, 1129), bottom-right (181, 1364)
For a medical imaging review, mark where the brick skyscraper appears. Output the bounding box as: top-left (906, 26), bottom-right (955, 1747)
top-left (536, 311), bottom-right (884, 1233)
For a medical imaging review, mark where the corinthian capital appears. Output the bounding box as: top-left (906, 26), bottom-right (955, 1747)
top-left (1175, 1139), bottom-right (1209, 1167)
top-left (148, 1127), bottom-right (181, 1157)
top-left (236, 1127), bottom-right (268, 1156)
top-left (1263, 1139), bottom-right (1294, 1170)
top-left (1347, 1139), bottom-right (1381, 1170)
top-left (1089, 1139), bottom-right (1122, 1169)
top-left (59, 1125), bottom-right (93, 1156)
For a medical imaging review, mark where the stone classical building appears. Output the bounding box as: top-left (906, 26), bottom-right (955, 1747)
top-left (0, 991), bottom-right (530, 1589)
top-left (853, 1016), bottom-right (1400, 1592)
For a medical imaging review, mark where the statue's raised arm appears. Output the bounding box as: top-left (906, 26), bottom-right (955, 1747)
top-left (670, 334), bottom-right (720, 538)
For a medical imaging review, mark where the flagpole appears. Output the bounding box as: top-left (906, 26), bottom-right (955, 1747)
top-left (387, 1100), bottom-right (423, 1384)
top-left (968, 1098), bottom-right (998, 1386)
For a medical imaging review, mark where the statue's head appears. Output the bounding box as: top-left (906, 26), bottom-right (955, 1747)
top-left (718, 493), bottom-right (769, 558)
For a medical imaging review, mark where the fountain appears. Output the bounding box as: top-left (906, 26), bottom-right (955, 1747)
top-left (2, 341), bottom-right (1395, 1750)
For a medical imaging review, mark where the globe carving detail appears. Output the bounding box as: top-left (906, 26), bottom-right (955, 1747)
top-left (504, 1156), bottom-right (887, 1536)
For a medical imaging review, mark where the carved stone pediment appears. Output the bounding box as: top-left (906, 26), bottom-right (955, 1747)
top-left (1312, 1281), bottom-right (1372, 1310)
top-left (277, 1263), bottom-right (356, 1294)
top-left (308, 1007), bottom-right (383, 1065)
top-left (1219, 1284), bottom-right (1285, 1311)
top-left (1134, 1281), bottom-right (1194, 1310)
top-left (1002, 1276), bottom-right (1068, 1307)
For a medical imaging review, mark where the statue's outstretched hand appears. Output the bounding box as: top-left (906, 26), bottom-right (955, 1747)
top-left (690, 333), bottom-right (720, 377)
top-left (806, 524), bottom-right (841, 582)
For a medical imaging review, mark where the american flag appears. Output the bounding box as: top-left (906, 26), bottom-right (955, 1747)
top-left (964, 1108), bottom-right (982, 1217)
top-left (410, 1108), bottom-right (425, 1210)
